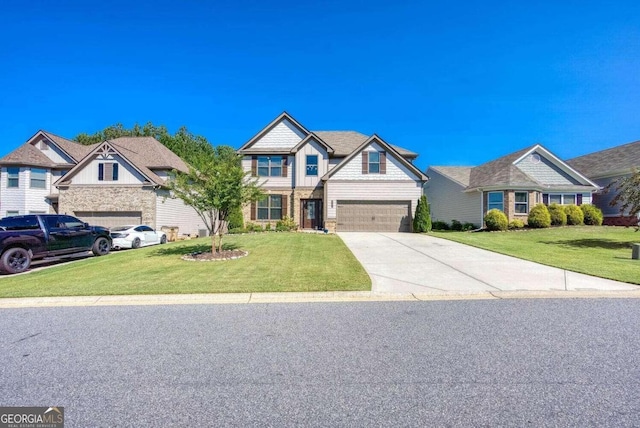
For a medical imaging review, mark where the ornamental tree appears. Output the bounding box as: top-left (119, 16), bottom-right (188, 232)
top-left (168, 146), bottom-right (263, 254)
top-left (609, 169), bottom-right (640, 229)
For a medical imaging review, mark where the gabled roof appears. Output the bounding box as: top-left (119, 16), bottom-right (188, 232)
top-left (322, 134), bottom-right (428, 181)
top-left (567, 140), bottom-right (640, 178)
top-left (0, 130), bottom-right (90, 167)
top-left (238, 111), bottom-right (311, 151)
top-left (58, 137), bottom-right (187, 187)
top-left (432, 144), bottom-right (598, 192)
top-left (313, 131), bottom-right (418, 158)
top-left (291, 133), bottom-right (334, 154)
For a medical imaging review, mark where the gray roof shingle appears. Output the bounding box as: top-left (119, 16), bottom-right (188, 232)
top-left (467, 146), bottom-right (541, 189)
top-left (567, 140), bottom-right (640, 178)
top-left (429, 166), bottom-right (472, 187)
top-left (312, 131), bottom-right (418, 158)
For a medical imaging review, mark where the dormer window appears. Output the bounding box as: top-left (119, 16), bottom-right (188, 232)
top-left (98, 163), bottom-right (119, 181)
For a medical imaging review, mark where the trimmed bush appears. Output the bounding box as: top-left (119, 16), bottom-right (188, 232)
top-left (581, 204), bottom-right (603, 226)
top-left (548, 203), bottom-right (567, 226)
top-left (528, 203), bottom-right (551, 228)
top-left (227, 206), bottom-right (245, 230)
top-left (564, 204), bottom-right (584, 225)
top-left (484, 209), bottom-right (508, 231)
top-left (432, 221), bottom-right (449, 230)
top-left (462, 222), bottom-right (476, 231)
top-left (450, 219), bottom-right (463, 231)
top-left (275, 216), bottom-right (297, 232)
top-left (413, 195), bottom-right (432, 233)
top-left (509, 219), bottom-right (525, 229)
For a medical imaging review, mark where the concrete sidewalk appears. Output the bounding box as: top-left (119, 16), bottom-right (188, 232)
top-left (339, 232), bottom-right (640, 294)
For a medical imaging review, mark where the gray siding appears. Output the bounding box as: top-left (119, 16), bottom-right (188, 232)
top-left (592, 175), bottom-right (630, 216)
top-left (425, 168), bottom-right (482, 226)
top-left (516, 152), bottom-right (580, 186)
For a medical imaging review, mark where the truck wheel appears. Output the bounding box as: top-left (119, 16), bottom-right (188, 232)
top-left (1, 248), bottom-right (32, 274)
top-left (92, 237), bottom-right (111, 256)
top-left (132, 238), bottom-right (141, 249)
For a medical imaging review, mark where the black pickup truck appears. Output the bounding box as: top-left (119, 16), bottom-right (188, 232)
top-left (0, 214), bottom-right (112, 274)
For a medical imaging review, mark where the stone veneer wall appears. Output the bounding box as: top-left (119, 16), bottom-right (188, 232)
top-left (58, 186), bottom-right (157, 225)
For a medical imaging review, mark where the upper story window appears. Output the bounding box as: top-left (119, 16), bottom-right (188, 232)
top-left (98, 163), bottom-right (119, 181)
top-left (514, 192), bottom-right (528, 214)
top-left (255, 156), bottom-right (286, 177)
top-left (30, 168), bottom-right (47, 189)
top-left (488, 191), bottom-right (504, 212)
top-left (362, 151), bottom-right (386, 174)
top-left (306, 155), bottom-right (318, 176)
top-left (7, 167), bottom-right (19, 188)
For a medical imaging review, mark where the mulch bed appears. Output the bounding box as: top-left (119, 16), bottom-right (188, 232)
top-left (181, 250), bottom-right (248, 262)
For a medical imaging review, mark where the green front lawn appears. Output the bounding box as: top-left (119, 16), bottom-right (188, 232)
top-left (0, 233), bottom-right (371, 298)
top-left (433, 226), bottom-right (640, 284)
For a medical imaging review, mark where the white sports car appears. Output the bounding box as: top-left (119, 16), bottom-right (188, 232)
top-left (110, 225), bottom-right (167, 250)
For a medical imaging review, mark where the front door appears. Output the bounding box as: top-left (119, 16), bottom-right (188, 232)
top-left (301, 199), bottom-right (322, 229)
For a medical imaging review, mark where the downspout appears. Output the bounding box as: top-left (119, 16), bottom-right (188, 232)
top-left (479, 188), bottom-right (483, 227)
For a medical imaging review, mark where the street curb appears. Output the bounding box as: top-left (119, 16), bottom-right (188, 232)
top-left (1, 289), bottom-right (640, 309)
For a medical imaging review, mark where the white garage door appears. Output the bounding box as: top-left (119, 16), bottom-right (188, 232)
top-left (74, 211), bottom-right (142, 228)
top-left (337, 201), bottom-right (411, 232)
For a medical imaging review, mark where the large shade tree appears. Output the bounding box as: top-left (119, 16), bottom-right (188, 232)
top-left (168, 146), bottom-right (263, 254)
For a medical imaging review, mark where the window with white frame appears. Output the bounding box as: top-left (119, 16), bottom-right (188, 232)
top-left (306, 155), bottom-right (318, 176)
top-left (6, 210), bottom-right (19, 217)
top-left (514, 192), bottom-right (528, 214)
top-left (7, 167), bottom-right (19, 188)
top-left (368, 151), bottom-right (380, 173)
top-left (30, 168), bottom-right (46, 189)
top-left (257, 156), bottom-right (283, 177)
top-left (546, 193), bottom-right (578, 205)
top-left (487, 192), bottom-right (504, 211)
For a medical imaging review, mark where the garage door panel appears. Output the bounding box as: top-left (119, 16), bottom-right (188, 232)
top-left (74, 211), bottom-right (142, 228)
top-left (337, 201), bottom-right (411, 232)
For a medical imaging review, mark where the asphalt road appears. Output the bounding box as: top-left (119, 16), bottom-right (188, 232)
top-left (2, 299), bottom-right (639, 427)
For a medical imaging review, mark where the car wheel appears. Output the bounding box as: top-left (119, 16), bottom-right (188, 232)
top-left (92, 237), bottom-right (111, 256)
top-left (1, 247), bottom-right (31, 274)
top-left (132, 237), bottom-right (141, 249)
top-left (160, 235), bottom-right (167, 244)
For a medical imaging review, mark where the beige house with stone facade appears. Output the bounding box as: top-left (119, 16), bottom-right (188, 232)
top-left (238, 112), bottom-right (428, 232)
top-left (0, 130), bottom-right (205, 235)
top-left (425, 144), bottom-right (599, 227)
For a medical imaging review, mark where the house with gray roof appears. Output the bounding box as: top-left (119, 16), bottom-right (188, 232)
top-left (238, 112), bottom-right (428, 232)
top-left (567, 140), bottom-right (640, 225)
top-left (425, 145), bottom-right (599, 227)
top-left (0, 131), bottom-right (206, 235)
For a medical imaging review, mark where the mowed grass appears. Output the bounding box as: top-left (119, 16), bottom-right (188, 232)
top-left (0, 233), bottom-right (371, 298)
top-left (432, 226), bottom-right (640, 284)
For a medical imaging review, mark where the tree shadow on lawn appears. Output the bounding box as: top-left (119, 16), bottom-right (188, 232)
top-left (542, 238), bottom-right (633, 250)
top-left (151, 242), bottom-right (240, 257)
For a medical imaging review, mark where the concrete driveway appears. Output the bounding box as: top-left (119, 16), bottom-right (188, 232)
top-left (339, 233), bottom-right (639, 294)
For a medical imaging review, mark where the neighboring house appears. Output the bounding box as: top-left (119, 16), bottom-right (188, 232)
top-left (238, 112), bottom-right (428, 232)
top-left (0, 130), bottom-right (206, 235)
top-left (567, 140), bottom-right (640, 226)
top-left (425, 145), bottom-right (599, 226)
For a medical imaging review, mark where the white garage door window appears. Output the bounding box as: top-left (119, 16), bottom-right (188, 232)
top-left (74, 211), bottom-right (142, 229)
top-left (337, 201), bottom-right (411, 232)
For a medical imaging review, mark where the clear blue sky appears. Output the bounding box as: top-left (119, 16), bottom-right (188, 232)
top-left (1, 0), bottom-right (639, 171)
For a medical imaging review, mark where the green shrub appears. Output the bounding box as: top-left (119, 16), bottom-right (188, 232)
top-left (227, 227), bottom-right (247, 234)
top-left (450, 219), bottom-right (463, 231)
top-left (564, 204), bottom-right (584, 225)
top-left (581, 204), bottom-right (603, 226)
top-left (245, 222), bottom-right (263, 232)
top-left (265, 222), bottom-right (272, 231)
top-left (432, 221), bottom-right (449, 230)
top-left (528, 204), bottom-right (551, 228)
top-left (484, 209), bottom-right (508, 231)
top-left (462, 222), bottom-right (476, 231)
top-left (413, 195), bottom-right (432, 233)
top-left (227, 206), bottom-right (245, 230)
top-left (275, 216), bottom-right (297, 232)
top-left (548, 203), bottom-right (567, 226)
top-left (508, 219), bottom-right (525, 229)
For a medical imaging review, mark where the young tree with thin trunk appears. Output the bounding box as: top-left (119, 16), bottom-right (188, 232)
top-left (168, 146), bottom-right (263, 253)
top-left (609, 169), bottom-right (640, 230)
